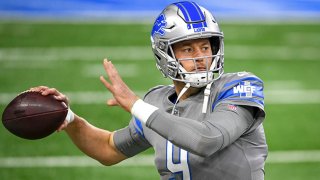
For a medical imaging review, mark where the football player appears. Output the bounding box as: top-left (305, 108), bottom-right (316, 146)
top-left (31, 1), bottom-right (267, 179)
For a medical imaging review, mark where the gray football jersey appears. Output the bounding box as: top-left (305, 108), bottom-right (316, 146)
top-left (114, 72), bottom-right (267, 180)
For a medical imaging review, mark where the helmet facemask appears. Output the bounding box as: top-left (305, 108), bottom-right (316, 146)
top-left (166, 37), bottom-right (224, 88)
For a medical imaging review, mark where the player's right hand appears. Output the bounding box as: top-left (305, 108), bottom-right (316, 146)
top-left (29, 86), bottom-right (72, 132)
top-left (29, 86), bottom-right (70, 106)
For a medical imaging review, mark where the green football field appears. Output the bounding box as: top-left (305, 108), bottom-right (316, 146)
top-left (0, 21), bottom-right (319, 179)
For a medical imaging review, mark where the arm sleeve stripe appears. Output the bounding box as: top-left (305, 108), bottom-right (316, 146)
top-left (133, 117), bottom-right (145, 138)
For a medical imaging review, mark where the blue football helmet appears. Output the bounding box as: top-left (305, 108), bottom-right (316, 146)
top-left (151, 1), bottom-right (224, 88)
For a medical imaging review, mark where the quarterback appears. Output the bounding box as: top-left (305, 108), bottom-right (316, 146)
top-left (31, 1), bottom-right (268, 180)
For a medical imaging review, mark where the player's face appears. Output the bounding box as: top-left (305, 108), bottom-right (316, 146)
top-left (172, 38), bottom-right (213, 72)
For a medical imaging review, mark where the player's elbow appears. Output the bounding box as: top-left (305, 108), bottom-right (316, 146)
top-left (98, 158), bottom-right (121, 166)
top-left (192, 134), bottom-right (224, 157)
top-left (99, 160), bottom-right (115, 166)
top-left (97, 151), bottom-right (127, 166)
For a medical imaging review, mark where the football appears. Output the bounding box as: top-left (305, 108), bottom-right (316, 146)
top-left (2, 91), bottom-right (68, 140)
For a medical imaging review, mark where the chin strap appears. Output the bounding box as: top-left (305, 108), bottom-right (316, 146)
top-left (171, 82), bottom-right (212, 115)
top-left (171, 83), bottom-right (191, 115)
top-left (202, 82), bottom-right (213, 113)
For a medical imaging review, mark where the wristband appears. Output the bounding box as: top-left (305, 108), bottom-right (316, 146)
top-left (131, 99), bottom-right (158, 125)
top-left (65, 108), bottom-right (75, 124)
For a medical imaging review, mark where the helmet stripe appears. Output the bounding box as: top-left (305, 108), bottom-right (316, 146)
top-left (174, 1), bottom-right (207, 29)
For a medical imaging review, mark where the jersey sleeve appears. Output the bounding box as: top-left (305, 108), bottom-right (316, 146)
top-left (113, 116), bottom-right (151, 157)
top-left (212, 73), bottom-right (266, 134)
top-left (212, 74), bottom-right (264, 111)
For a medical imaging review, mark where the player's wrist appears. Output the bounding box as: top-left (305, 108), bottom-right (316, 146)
top-left (65, 108), bottom-right (75, 124)
top-left (131, 99), bottom-right (158, 125)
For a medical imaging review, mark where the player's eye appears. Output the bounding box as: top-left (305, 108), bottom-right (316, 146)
top-left (182, 47), bottom-right (192, 53)
top-left (202, 46), bottom-right (210, 51)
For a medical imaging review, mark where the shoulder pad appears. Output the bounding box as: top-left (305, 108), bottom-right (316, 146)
top-left (143, 85), bottom-right (169, 100)
top-left (212, 72), bottom-right (264, 110)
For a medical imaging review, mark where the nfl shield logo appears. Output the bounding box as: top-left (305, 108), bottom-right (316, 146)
top-left (227, 104), bottom-right (237, 111)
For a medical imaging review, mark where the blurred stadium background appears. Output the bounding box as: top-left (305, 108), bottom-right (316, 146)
top-left (0, 0), bottom-right (319, 179)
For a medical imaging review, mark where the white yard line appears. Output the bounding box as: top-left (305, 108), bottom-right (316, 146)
top-left (0, 91), bottom-right (145, 105)
top-left (83, 63), bottom-right (140, 77)
top-left (0, 90), bottom-right (320, 105)
top-left (264, 89), bottom-right (320, 104)
top-left (0, 150), bottom-right (320, 168)
top-left (0, 46), bottom-right (319, 62)
top-left (265, 80), bottom-right (305, 90)
top-left (267, 150), bottom-right (320, 163)
top-left (0, 47), bottom-right (152, 61)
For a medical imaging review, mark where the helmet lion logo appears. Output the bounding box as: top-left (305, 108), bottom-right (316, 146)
top-left (151, 14), bottom-right (167, 37)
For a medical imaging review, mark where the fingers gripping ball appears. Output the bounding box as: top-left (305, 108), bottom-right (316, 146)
top-left (1, 91), bottom-right (68, 140)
